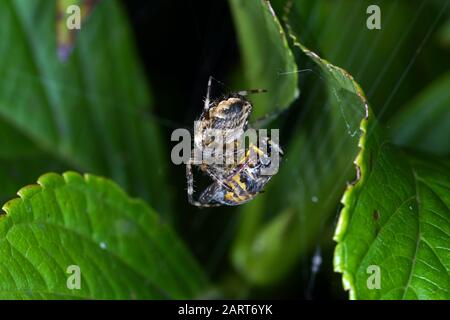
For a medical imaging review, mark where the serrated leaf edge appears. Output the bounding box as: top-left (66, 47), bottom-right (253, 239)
top-left (281, 1), bottom-right (372, 299)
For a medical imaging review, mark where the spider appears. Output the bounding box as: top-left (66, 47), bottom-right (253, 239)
top-left (186, 77), bottom-right (283, 207)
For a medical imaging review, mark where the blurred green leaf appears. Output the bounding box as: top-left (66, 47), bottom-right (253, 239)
top-left (0, 119), bottom-right (68, 204)
top-left (389, 72), bottom-right (450, 156)
top-left (437, 17), bottom-right (450, 48)
top-left (229, 0), bottom-right (298, 118)
top-left (56, 0), bottom-right (100, 61)
top-left (334, 117), bottom-right (450, 299)
top-left (0, 119), bottom-right (39, 159)
top-left (277, 0), bottom-right (450, 121)
top-left (230, 0), bottom-right (368, 285)
top-left (0, 172), bottom-right (208, 299)
top-left (0, 0), bottom-right (171, 216)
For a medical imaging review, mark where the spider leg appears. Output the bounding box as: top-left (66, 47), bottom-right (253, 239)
top-left (246, 70), bottom-right (320, 129)
top-left (204, 167), bottom-right (233, 192)
top-left (204, 76), bottom-right (213, 111)
top-left (186, 159), bottom-right (196, 204)
top-left (236, 88), bottom-right (267, 96)
top-left (186, 158), bottom-right (222, 208)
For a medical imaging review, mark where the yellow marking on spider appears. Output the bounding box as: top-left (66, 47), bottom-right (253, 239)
top-left (232, 174), bottom-right (247, 191)
top-left (225, 191), bottom-right (250, 203)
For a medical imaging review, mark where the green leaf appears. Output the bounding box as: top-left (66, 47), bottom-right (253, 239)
top-left (279, 0), bottom-right (450, 121)
top-left (389, 72), bottom-right (450, 156)
top-left (56, 0), bottom-right (100, 61)
top-left (0, 0), bottom-right (171, 216)
top-left (229, 0), bottom-right (298, 118)
top-left (0, 172), bottom-right (208, 299)
top-left (230, 0), bottom-right (368, 285)
top-left (437, 17), bottom-right (450, 48)
top-left (334, 113), bottom-right (450, 299)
